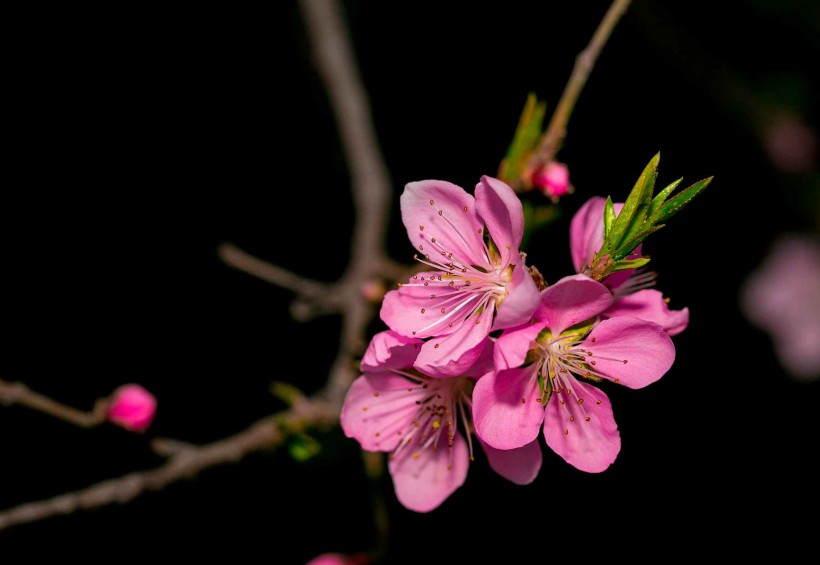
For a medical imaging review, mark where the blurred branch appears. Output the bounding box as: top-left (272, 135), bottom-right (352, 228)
top-left (525, 0), bottom-right (631, 181)
top-left (0, 379), bottom-right (107, 428)
top-left (220, 0), bottom-right (397, 408)
top-left (0, 397), bottom-right (338, 531)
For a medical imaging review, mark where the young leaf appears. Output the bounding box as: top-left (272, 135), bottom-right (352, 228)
top-left (604, 152), bottom-right (659, 253)
top-left (653, 176), bottom-right (714, 224)
top-left (498, 93), bottom-right (547, 185)
top-left (603, 196), bottom-right (616, 240)
top-left (649, 177), bottom-right (683, 216)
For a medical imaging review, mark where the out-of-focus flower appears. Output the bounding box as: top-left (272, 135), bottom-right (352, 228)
top-left (306, 553), bottom-right (370, 565)
top-left (107, 384), bottom-right (157, 432)
top-left (763, 114), bottom-right (818, 175)
top-left (741, 234), bottom-right (820, 380)
top-left (380, 176), bottom-right (539, 377)
top-left (532, 161), bottom-right (572, 201)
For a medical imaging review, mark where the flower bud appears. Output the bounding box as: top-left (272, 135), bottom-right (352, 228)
top-left (107, 384), bottom-right (157, 432)
top-left (532, 161), bottom-right (571, 201)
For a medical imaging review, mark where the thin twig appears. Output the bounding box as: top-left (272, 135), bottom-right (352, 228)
top-left (0, 379), bottom-right (107, 429)
top-left (527, 0), bottom-right (631, 177)
top-left (217, 243), bottom-right (327, 298)
top-left (0, 399), bottom-right (338, 531)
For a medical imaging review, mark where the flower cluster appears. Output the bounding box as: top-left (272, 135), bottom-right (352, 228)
top-left (342, 176), bottom-right (686, 512)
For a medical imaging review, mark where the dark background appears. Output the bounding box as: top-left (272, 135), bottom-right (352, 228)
top-left (2, 1), bottom-right (817, 560)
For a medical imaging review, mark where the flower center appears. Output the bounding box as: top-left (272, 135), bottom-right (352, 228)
top-left (402, 235), bottom-right (512, 336)
top-left (387, 371), bottom-right (475, 470)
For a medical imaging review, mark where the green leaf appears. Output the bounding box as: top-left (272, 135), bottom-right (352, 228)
top-left (649, 177), bottom-right (683, 216)
top-left (288, 433), bottom-right (321, 462)
top-left (604, 153), bottom-right (659, 254)
top-left (603, 196), bottom-right (616, 240)
top-left (498, 93), bottom-right (547, 185)
top-left (619, 224), bottom-right (665, 255)
top-left (611, 257), bottom-right (651, 272)
top-left (653, 176), bottom-right (714, 224)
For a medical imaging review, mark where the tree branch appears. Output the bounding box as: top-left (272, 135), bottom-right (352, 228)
top-left (221, 0), bottom-right (396, 408)
top-left (0, 379), bottom-right (107, 429)
top-left (0, 398), bottom-right (338, 531)
top-left (528, 0), bottom-right (632, 175)
top-left (0, 0), bottom-right (397, 531)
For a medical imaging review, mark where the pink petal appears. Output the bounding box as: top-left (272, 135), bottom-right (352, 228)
top-left (401, 180), bottom-right (487, 270)
top-left (569, 197), bottom-right (607, 272)
top-left (340, 372), bottom-right (423, 452)
top-left (493, 321), bottom-right (544, 370)
top-left (492, 262), bottom-right (541, 330)
top-left (360, 331), bottom-right (422, 372)
top-left (583, 316), bottom-right (675, 389)
top-left (604, 289), bottom-right (689, 336)
top-left (475, 176), bottom-right (524, 267)
top-left (389, 432), bottom-right (469, 512)
top-left (534, 274), bottom-right (613, 335)
top-left (472, 366), bottom-right (543, 449)
top-left (543, 380), bottom-right (620, 473)
top-left (479, 437), bottom-right (542, 485)
top-left (463, 338), bottom-right (496, 379)
top-left (380, 271), bottom-right (480, 338)
top-left (413, 304), bottom-right (493, 378)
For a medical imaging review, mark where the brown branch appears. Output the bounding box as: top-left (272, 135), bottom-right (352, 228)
top-left (0, 398), bottom-right (338, 531)
top-left (0, 379), bottom-right (107, 428)
top-left (527, 0), bottom-right (632, 177)
top-left (221, 0), bottom-right (396, 407)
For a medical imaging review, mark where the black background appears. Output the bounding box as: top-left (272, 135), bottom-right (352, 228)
top-left (2, 1), bottom-right (818, 561)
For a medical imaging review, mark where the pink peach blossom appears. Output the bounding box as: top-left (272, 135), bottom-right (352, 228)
top-left (341, 331), bottom-right (541, 512)
top-left (380, 176), bottom-right (539, 377)
top-left (472, 275), bottom-right (675, 472)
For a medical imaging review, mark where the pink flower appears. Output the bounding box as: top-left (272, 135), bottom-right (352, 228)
top-left (741, 234), bottom-right (820, 381)
top-left (380, 176), bottom-right (540, 377)
top-left (532, 161), bottom-right (571, 200)
top-left (306, 553), bottom-right (369, 565)
top-left (570, 196), bottom-right (689, 335)
top-left (472, 275), bottom-right (675, 472)
top-left (107, 384), bottom-right (157, 432)
top-left (341, 331), bottom-right (542, 512)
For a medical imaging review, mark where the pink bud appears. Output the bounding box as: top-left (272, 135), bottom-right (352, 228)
top-left (107, 384), bottom-right (157, 432)
top-left (306, 554), bottom-right (369, 565)
top-left (532, 161), bottom-right (571, 200)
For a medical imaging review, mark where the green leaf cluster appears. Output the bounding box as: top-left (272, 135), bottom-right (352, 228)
top-left (591, 153), bottom-right (712, 277)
